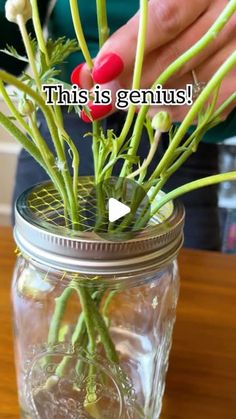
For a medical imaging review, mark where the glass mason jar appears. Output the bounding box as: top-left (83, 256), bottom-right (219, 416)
top-left (12, 180), bottom-right (184, 419)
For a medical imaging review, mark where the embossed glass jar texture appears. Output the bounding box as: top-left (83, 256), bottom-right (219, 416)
top-left (12, 182), bottom-right (184, 419)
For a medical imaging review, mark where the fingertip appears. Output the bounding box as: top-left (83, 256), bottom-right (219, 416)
top-left (81, 109), bottom-right (92, 123)
top-left (71, 63), bottom-right (84, 87)
top-left (81, 102), bottom-right (113, 123)
top-left (92, 53), bottom-right (124, 84)
top-left (71, 63), bottom-right (94, 89)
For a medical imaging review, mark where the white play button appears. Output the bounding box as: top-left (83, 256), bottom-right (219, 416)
top-left (84, 177), bottom-right (150, 241)
top-left (108, 198), bottom-right (131, 223)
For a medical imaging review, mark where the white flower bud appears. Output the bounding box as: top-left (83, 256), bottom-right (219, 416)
top-left (151, 111), bottom-right (172, 133)
top-left (5, 0), bottom-right (32, 24)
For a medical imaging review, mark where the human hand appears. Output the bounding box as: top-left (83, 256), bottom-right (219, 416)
top-left (72, 0), bottom-right (236, 122)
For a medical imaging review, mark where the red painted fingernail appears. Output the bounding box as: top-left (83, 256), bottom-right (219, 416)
top-left (71, 63), bottom-right (85, 87)
top-left (81, 102), bottom-right (113, 123)
top-left (92, 53), bottom-right (124, 84)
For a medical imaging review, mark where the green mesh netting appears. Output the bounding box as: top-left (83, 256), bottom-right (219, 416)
top-left (26, 177), bottom-right (154, 236)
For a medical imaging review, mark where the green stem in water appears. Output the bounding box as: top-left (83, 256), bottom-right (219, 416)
top-left (55, 313), bottom-right (86, 377)
top-left (69, 0), bottom-right (93, 69)
top-left (48, 287), bottom-right (73, 345)
top-left (75, 287), bottom-right (119, 364)
top-left (89, 295), bottom-right (119, 364)
top-left (102, 291), bottom-right (117, 325)
top-left (77, 287), bottom-right (96, 354)
top-left (55, 290), bottom-right (105, 378)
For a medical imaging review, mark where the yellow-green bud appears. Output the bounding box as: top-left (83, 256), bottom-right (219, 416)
top-left (18, 99), bottom-right (34, 116)
top-left (5, 0), bottom-right (32, 24)
top-left (151, 111), bottom-right (172, 133)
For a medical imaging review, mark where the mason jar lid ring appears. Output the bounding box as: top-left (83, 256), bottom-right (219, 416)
top-left (14, 180), bottom-right (185, 274)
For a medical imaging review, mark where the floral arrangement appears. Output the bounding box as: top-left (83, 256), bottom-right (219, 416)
top-left (0, 0), bottom-right (235, 227)
top-left (1, 0), bottom-right (236, 416)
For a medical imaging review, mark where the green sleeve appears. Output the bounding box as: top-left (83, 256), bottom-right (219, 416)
top-left (0, 1), bottom-right (50, 76)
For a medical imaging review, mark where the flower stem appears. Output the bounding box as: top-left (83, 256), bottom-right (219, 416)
top-left (55, 313), bottom-right (86, 377)
top-left (53, 116), bottom-right (80, 221)
top-left (93, 310), bottom-right (119, 363)
top-left (76, 287), bottom-right (119, 364)
top-left (48, 287), bottom-right (73, 345)
top-left (158, 92), bottom-right (236, 182)
top-left (121, 0), bottom-right (236, 175)
top-left (16, 13), bottom-right (79, 223)
top-left (93, 1), bottom-right (109, 183)
top-left (210, 92), bottom-right (236, 120)
top-left (30, 0), bottom-right (50, 65)
top-left (92, 121), bottom-right (100, 183)
top-left (96, 0), bottom-right (109, 47)
top-left (135, 52), bottom-right (236, 224)
top-left (0, 69), bottom-right (79, 224)
top-left (77, 287), bottom-right (96, 354)
top-left (127, 130), bottom-right (161, 179)
top-left (153, 171), bottom-right (236, 214)
top-left (69, 0), bottom-right (93, 69)
top-left (16, 14), bottom-right (42, 92)
top-left (151, 51), bottom-right (236, 180)
top-left (0, 109), bottom-right (68, 210)
top-left (0, 81), bottom-right (33, 137)
top-left (117, 0), bottom-right (148, 152)
top-left (28, 117), bottom-right (70, 213)
top-left (0, 111), bottom-right (43, 167)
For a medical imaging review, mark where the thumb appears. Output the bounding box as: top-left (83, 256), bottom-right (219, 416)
top-left (92, 0), bottom-right (209, 84)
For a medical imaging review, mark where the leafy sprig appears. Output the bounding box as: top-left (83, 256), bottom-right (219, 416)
top-left (0, 44), bottom-right (29, 63)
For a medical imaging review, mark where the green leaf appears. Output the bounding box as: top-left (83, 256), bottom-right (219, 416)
top-left (52, 79), bottom-right (72, 90)
top-left (20, 72), bottom-right (36, 89)
top-left (119, 154), bottom-right (139, 164)
top-left (83, 132), bottom-right (93, 138)
top-left (28, 35), bottom-right (38, 57)
top-left (46, 37), bottom-right (79, 67)
top-left (0, 45), bottom-right (28, 63)
top-left (41, 68), bottom-right (61, 83)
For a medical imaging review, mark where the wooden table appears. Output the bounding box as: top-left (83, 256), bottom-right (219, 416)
top-left (0, 226), bottom-right (236, 419)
